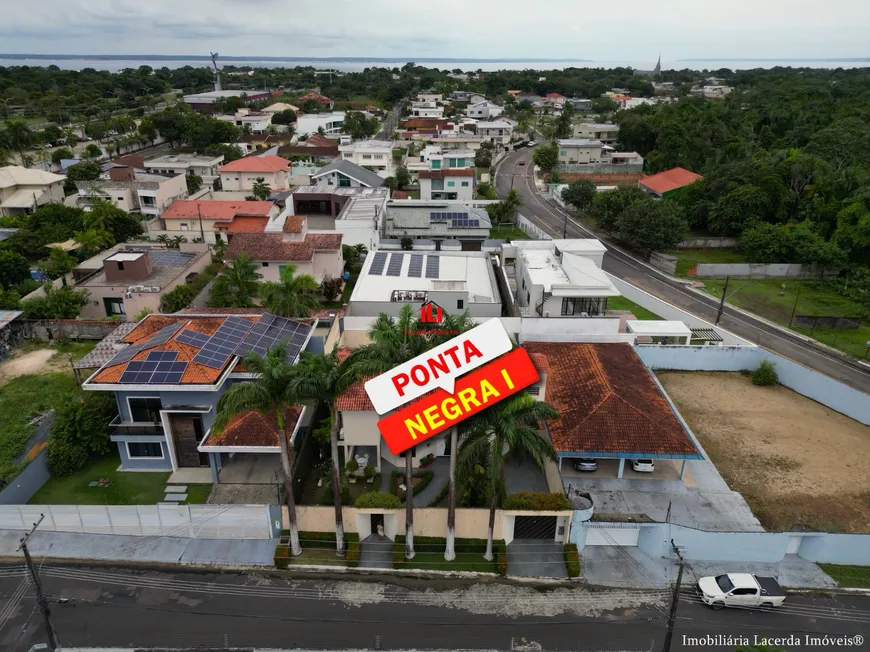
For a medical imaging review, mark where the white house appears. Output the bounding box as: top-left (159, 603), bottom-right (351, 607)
top-left (296, 112), bottom-right (346, 137)
top-left (572, 123), bottom-right (620, 146)
top-left (311, 160), bottom-right (385, 189)
top-left (476, 120), bottom-right (514, 146)
top-left (216, 109), bottom-right (273, 134)
top-left (144, 154), bottom-right (225, 188)
top-left (418, 168), bottom-right (475, 201)
top-left (338, 140), bottom-right (395, 178)
top-left (217, 156), bottom-right (291, 192)
top-left (0, 166), bottom-right (65, 217)
top-left (417, 92), bottom-right (443, 103)
top-left (466, 100), bottom-right (503, 120)
top-left (76, 167), bottom-right (188, 218)
top-left (410, 101), bottom-right (444, 119)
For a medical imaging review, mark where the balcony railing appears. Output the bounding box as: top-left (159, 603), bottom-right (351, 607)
top-left (109, 415), bottom-right (165, 438)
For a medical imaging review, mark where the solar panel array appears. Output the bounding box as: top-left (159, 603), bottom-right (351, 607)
top-left (192, 316), bottom-right (255, 369)
top-left (233, 313), bottom-right (312, 361)
top-left (425, 255), bottom-right (440, 279)
top-left (108, 322), bottom-right (185, 366)
top-left (386, 253), bottom-right (405, 277)
top-left (408, 254), bottom-right (424, 278)
top-left (451, 217), bottom-right (480, 227)
top-left (150, 250), bottom-right (197, 267)
top-left (175, 328), bottom-right (211, 349)
top-left (369, 251), bottom-right (388, 276)
top-left (430, 211), bottom-right (468, 221)
top-left (119, 357), bottom-right (188, 385)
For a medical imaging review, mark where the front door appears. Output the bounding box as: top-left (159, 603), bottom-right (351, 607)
top-left (370, 513), bottom-right (385, 536)
top-left (169, 414), bottom-right (209, 467)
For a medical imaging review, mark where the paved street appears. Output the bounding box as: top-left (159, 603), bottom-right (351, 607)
top-left (0, 563), bottom-right (868, 651)
top-left (494, 148), bottom-right (870, 394)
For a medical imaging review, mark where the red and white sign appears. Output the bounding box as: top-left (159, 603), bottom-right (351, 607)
top-left (363, 318), bottom-right (513, 415)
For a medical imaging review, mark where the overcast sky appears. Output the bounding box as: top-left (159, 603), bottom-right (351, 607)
top-left (1, 0), bottom-right (868, 61)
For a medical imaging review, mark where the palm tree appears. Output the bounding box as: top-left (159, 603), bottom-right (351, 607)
top-left (259, 264), bottom-right (320, 317)
top-left (342, 306), bottom-right (475, 559)
top-left (288, 348), bottom-right (353, 557)
top-left (210, 253), bottom-right (261, 307)
top-left (170, 235), bottom-right (188, 249)
top-left (155, 234), bottom-right (171, 246)
top-left (456, 393), bottom-right (559, 560)
top-left (502, 188), bottom-right (523, 223)
top-left (212, 343), bottom-right (303, 555)
top-left (74, 228), bottom-right (115, 256)
top-left (251, 177), bottom-right (272, 201)
top-left (4, 120), bottom-right (32, 155)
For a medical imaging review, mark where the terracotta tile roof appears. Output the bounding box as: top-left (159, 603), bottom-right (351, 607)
top-left (179, 307), bottom-right (269, 315)
top-left (298, 92), bottom-right (332, 104)
top-left (162, 200), bottom-right (273, 222)
top-left (283, 214), bottom-right (305, 233)
top-left (306, 134), bottom-right (339, 148)
top-left (523, 342), bottom-right (699, 457)
top-left (219, 156), bottom-right (291, 174)
top-left (391, 190), bottom-right (410, 199)
top-left (306, 233), bottom-right (343, 250)
top-left (336, 348), bottom-right (374, 411)
top-left (202, 406), bottom-right (302, 447)
top-left (226, 233), bottom-right (314, 262)
top-left (639, 167), bottom-right (703, 195)
top-left (400, 118), bottom-right (442, 130)
top-left (278, 145), bottom-right (339, 158)
top-left (528, 351), bottom-right (549, 374)
top-left (225, 216), bottom-right (268, 233)
top-left (546, 92), bottom-right (566, 99)
top-left (419, 168), bottom-right (476, 179)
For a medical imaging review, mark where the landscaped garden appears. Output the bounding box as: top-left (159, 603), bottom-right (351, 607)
top-left (490, 226), bottom-right (529, 240)
top-left (274, 530), bottom-right (360, 569)
top-left (605, 296), bottom-right (662, 320)
top-left (393, 535), bottom-right (505, 575)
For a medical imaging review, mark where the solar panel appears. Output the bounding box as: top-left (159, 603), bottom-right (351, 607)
top-left (176, 328), bottom-right (211, 349)
top-left (408, 254), bottom-right (424, 278)
top-left (369, 251), bottom-right (388, 275)
top-left (386, 253), bottom-right (404, 277)
top-left (146, 351), bottom-right (178, 362)
top-left (107, 322), bottom-right (185, 366)
top-left (234, 314), bottom-right (313, 362)
top-left (193, 316), bottom-right (255, 369)
top-left (425, 255), bottom-right (440, 279)
top-left (119, 358), bottom-right (189, 384)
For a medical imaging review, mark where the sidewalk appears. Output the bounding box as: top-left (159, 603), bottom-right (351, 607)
top-left (0, 529), bottom-right (276, 567)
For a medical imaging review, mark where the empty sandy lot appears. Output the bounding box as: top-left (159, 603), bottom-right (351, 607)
top-left (0, 349), bottom-right (64, 386)
top-left (658, 371), bottom-right (870, 533)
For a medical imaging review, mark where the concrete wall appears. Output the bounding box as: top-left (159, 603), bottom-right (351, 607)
top-left (677, 237), bottom-right (738, 249)
top-left (649, 252), bottom-right (678, 275)
top-left (694, 263), bottom-right (836, 279)
top-left (20, 319), bottom-right (120, 341)
top-left (608, 274), bottom-right (753, 346)
top-left (0, 450), bottom-right (50, 505)
top-left (516, 214), bottom-right (552, 241)
top-left (635, 345), bottom-right (870, 426)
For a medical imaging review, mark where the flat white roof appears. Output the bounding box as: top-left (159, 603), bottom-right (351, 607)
top-left (625, 320), bottom-right (692, 336)
top-left (522, 249), bottom-right (617, 297)
top-left (146, 154), bottom-right (222, 166)
top-left (351, 252), bottom-right (498, 303)
top-left (516, 239), bottom-right (607, 255)
top-left (106, 251), bottom-right (146, 262)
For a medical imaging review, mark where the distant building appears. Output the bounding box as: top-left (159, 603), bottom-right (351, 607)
top-left (466, 100), bottom-right (503, 120)
top-left (566, 98), bottom-right (593, 111)
top-left (0, 166), bottom-right (65, 216)
top-left (338, 140), bottom-right (395, 178)
top-left (76, 166), bottom-right (188, 218)
top-left (297, 91), bottom-right (334, 111)
top-left (183, 90), bottom-right (270, 113)
top-left (218, 156), bottom-right (291, 192)
top-left (476, 120), bottom-right (514, 146)
top-left (216, 109), bottom-right (273, 134)
top-left (639, 167), bottom-right (703, 198)
top-left (572, 123), bottom-right (620, 146)
top-left (160, 200), bottom-right (278, 239)
top-left (263, 102), bottom-right (300, 114)
top-left (383, 201), bottom-right (492, 250)
top-left (417, 92), bottom-right (443, 103)
top-left (296, 112), bottom-right (346, 137)
top-left (144, 154), bottom-right (225, 189)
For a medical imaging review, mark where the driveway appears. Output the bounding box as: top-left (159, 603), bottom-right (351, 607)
top-left (358, 534), bottom-right (393, 569)
top-left (506, 540), bottom-right (567, 579)
top-left (504, 458), bottom-right (549, 494)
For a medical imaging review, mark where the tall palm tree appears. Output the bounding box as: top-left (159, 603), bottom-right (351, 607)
top-left (210, 253), bottom-right (261, 308)
top-left (502, 188), bottom-right (523, 223)
top-left (74, 228), bottom-right (115, 256)
top-left (259, 264), bottom-right (320, 317)
top-left (251, 177), bottom-right (272, 201)
top-left (343, 306), bottom-right (474, 559)
top-left (4, 120), bottom-right (32, 155)
top-left (212, 343), bottom-right (303, 555)
top-left (456, 393), bottom-right (559, 560)
top-left (288, 348), bottom-right (353, 556)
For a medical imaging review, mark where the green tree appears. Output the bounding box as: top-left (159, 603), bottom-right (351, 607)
top-left (4, 120), bottom-right (32, 154)
top-left (51, 147), bottom-right (75, 165)
top-left (614, 199), bottom-right (688, 259)
top-left (21, 283), bottom-right (89, 319)
top-left (85, 198), bottom-right (143, 242)
top-left (138, 116), bottom-right (158, 144)
top-left (251, 177), bottom-right (272, 200)
top-left (82, 143), bottom-right (103, 160)
top-left (270, 110), bottom-right (298, 126)
top-left (0, 285), bottom-right (21, 310)
top-left (476, 181), bottom-right (497, 200)
top-left (457, 393), bottom-right (559, 560)
top-left (186, 173), bottom-right (203, 195)
top-left (38, 247), bottom-right (78, 284)
top-left (0, 249), bottom-right (29, 288)
top-left (74, 228), bottom-right (114, 257)
top-left (205, 143), bottom-right (244, 163)
top-left (554, 103), bottom-right (574, 139)
top-left (561, 179), bottom-right (596, 211)
top-left (212, 343), bottom-right (304, 555)
top-left (395, 166), bottom-right (411, 190)
top-left (63, 161), bottom-right (101, 194)
top-left (259, 264), bottom-right (320, 317)
top-left (208, 254), bottom-right (261, 308)
top-left (589, 185), bottom-right (648, 233)
top-left (159, 284), bottom-right (195, 312)
top-left (532, 143), bottom-right (559, 176)
top-left (342, 111), bottom-right (379, 139)
top-left (475, 146), bottom-right (493, 168)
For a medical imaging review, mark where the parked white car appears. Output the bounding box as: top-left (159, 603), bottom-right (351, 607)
top-left (696, 573), bottom-right (786, 610)
top-left (572, 458), bottom-right (598, 472)
top-left (632, 459), bottom-right (655, 473)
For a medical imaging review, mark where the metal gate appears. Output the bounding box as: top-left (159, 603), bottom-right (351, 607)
top-left (514, 515), bottom-right (556, 539)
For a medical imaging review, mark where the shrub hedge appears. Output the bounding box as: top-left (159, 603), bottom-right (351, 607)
top-left (393, 534), bottom-right (506, 572)
top-left (564, 543), bottom-right (580, 578)
top-left (752, 359), bottom-right (778, 386)
top-left (389, 469), bottom-right (434, 501)
top-left (502, 492), bottom-right (571, 511)
top-left (354, 491), bottom-right (401, 509)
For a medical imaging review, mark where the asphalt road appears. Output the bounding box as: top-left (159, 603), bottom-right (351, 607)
top-left (494, 147), bottom-right (870, 394)
top-left (0, 563), bottom-right (868, 651)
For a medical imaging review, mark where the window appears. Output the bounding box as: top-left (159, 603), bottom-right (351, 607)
top-left (447, 181), bottom-right (455, 187)
top-left (180, 223), bottom-right (189, 231)
top-left (527, 384), bottom-right (540, 396)
top-left (261, 262), bottom-right (269, 267)
top-left (104, 297), bottom-right (126, 317)
top-left (522, 278), bottom-right (525, 289)
top-left (431, 159), bottom-right (441, 169)
top-left (343, 153), bottom-right (353, 158)
top-left (560, 151), bottom-right (566, 156)
top-left (526, 290), bottom-right (530, 303)
top-left (457, 299), bottom-right (464, 309)
top-left (126, 442), bottom-right (164, 459)
top-left (117, 197), bottom-right (124, 202)
top-left (374, 154), bottom-right (384, 159)
top-left (431, 179), bottom-right (444, 190)
top-left (362, 154), bottom-right (372, 160)
top-left (128, 397), bottom-right (162, 423)
top-left (461, 181), bottom-right (469, 187)
top-left (117, 261), bottom-right (125, 271)
top-left (731, 588), bottom-right (756, 596)
top-left (561, 297), bottom-right (606, 316)
top-left (141, 196), bottom-right (156, 207)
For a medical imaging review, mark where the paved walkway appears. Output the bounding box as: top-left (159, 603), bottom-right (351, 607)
top-left (504, 459), bottom-right (549, 494)
top-left (507, 540), bottom-right (567, 579)
top-left (358, 534), bottom-right (393, 569)
top-left (411, 457), bottom-right (449, 507)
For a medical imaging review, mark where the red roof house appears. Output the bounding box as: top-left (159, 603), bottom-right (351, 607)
top-left (639, 167), bottom-right (703, 198)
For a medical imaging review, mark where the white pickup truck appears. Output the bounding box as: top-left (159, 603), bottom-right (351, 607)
top-left (696, 573), bottom-right (786, 610)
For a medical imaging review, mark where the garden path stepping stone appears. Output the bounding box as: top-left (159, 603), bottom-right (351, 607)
top-left (164, 493), bottom-right (188, 501)
top-left (164, 485), bottom-right (187, 493)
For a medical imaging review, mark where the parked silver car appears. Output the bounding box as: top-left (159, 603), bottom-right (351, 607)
top-left (632, 459), bottom-right (655, 473)
top-left (572, 458), bottom-right (598, 472)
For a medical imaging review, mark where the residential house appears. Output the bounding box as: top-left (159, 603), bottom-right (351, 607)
top-left (277, 145), bottom-right (339, 163)
top-left (218, 156), bottom-right (291, 192)
top-left (543, 92), bottom-right (566, 110)
top-left (639, 167), bottom-right (703, 198)
top-left (238, 134), bottom-right (293, 154)
top-left (566, 98), bottom-right (592, 111)
top-left (466, 100), bottom-right (503, 120)
top-left (557, 139), bottom-right (613, 165)
top-left (449, 90), bottom-right (472, 102)
top-left (263, 102), bottom-right (300, 114)
top-left (405, 146), bottom-right (476, 178)
top-left (506, 90), bottom-right (522, 98)
top-left (297, 91), bottom-right (334, 111)
top-left (76, 166), bottom-right (188, 218)
top-left (182, 89), bottom-right (270, 113)
top-left (417, 92), bottom-right (443, 103)
top-left (73, 243), bottom-right (212, 320)
top-left (348, 250), bottom-right (502, 318)
top-left (338, 139), bottom-right (395, 178)
top-left (427, 134), bottom-right (485, 151)
top-left (469, 93), bottom-right (487, 105)
top-left (410, 101), bottom-right (444, 119)
top-left (216, 109), bottom-right (273, 134)
top-left (82, 311), bottom-right (320, 482)
top-left (0, 166), bottom-right (65, 217)
top-left (510, 239), bottom-right (619, 317)
top-left (296, 112), bottom-right (346, 136)
top-left (398, 118), bottom-right (454, 137)
top-left (145, 154), bottom-right (225, 189)
top-left (419, 168), bottom-right (475, 201)
top-left (572, 123), bottom-right (620, 146)
top-left (160, 200), bottom-right (278, 240)
top-left (477, 120), bottom-right (514, 146)
top-left (516, 92), bottom-right (542, 106)
top-left (311, 160), bottom-right (385, 189)
top-left (383, 201), bottom-right (492, 250)
top-left (279, 184), bottom-right (388, 249)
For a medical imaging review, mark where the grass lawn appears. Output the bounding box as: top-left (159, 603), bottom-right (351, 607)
top-left (819, 564), bottom-right (870, 589)
top-left (288, 547), bottom-right (351, 567)
top-left (664, 248), bottom-right (748, 278)
top-left (335, 96), bottom-right (384, 109)
top-left (0, 373), bottom-right (81, 483)
top-left (17, 340), bottom-right (97, 363)
top-left (406, 190), bottom-right (420, 199)
top-left (29, 453), bottom-right (211, 505)
top-left (490, 226), bottom-right (528, 240)
top-left (401, 551), bottom-right (498, 574)
top-left (606, 296), bottom-right (662, 320)
top-left (700, 278), bottom-right (870, 359)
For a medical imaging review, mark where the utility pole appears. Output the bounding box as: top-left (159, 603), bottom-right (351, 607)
top-left (18, 515), bottom-right (58, 651)
top-left (563, 211), bottom-right (568, 239)
top-left (788, 283), bottom-right (802, 328)
top-left (661, 539), bottom-right (684, 652)
top-left (196, 202), bottom-right (206, 245)
top-left (714, 276), bottom-right (730, 326)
